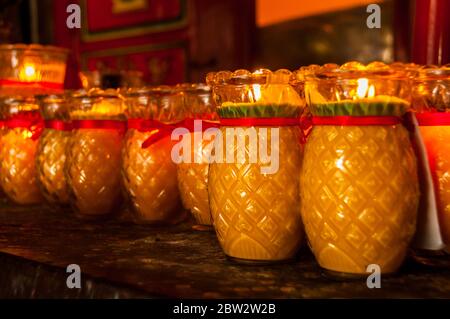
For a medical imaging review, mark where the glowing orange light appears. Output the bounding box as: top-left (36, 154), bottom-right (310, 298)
top-left (19, 63), bottom-right (39, 82)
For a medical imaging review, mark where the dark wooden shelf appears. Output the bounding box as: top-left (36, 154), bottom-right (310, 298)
top-left (0, 203), bottom-right (449, 298)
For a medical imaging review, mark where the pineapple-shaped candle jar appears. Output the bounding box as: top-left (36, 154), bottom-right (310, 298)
top-left (206, 69), bottom-right (305, 263)
top-left (300, 62), bottom-right (419, 276)
top-left (122, 87), bottom-right (185, 224)
top-left (412, 65), bottom-right (450, 266)
top-left (0, 97), bottom-right (44, 204)
top-left (36, 94), bottom-right (71, 206)
top-left (177, 84), bottom-right (219, 229)
top-left (66, 89), bottom-right (126, 219)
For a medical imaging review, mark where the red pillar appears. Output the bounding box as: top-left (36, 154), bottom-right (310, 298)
top-left (412, 0), bottom-right (450, 65)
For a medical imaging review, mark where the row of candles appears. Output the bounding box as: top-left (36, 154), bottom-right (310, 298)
top-left (0, 53), bottom-right (449, 277)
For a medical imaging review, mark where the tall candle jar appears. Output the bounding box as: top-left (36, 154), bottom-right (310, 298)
top-left (412, 65), bottom-right (450, 266)
top-left (0, 97), bottom-right (44, 204)
top-left (176, 84), bottom-right (218, 229)
top-left (206, 69), bottom-right (304, 263)
top-left (35, 94), bottom-right (71, 206)
top-left (66, 89), bottom-right (126, 219)
top-left (122, 87), bottom-right (184, 224)
top-left (300, 62), bottom-right (419, 276)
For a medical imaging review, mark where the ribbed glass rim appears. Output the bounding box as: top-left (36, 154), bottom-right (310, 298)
top-left (303, 61), bottom-right (411, 81)
top-left (206, 69), bottom-right (294, 86)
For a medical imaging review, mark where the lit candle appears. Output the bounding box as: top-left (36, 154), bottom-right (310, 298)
top-left (207, 69), bottom-right (304, 263)
top-left (301, 62), bottom-right (419, 276)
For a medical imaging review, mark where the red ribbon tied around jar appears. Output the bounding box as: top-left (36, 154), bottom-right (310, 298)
top-left (127, 118), bottom-right (220, 149)
top-left (0, 79), bottom-right (63, 91)
top-left (219, 117), bottom-right (312, 144)
top-left (6, 112), bottom-right (44, 140)
top-left (311, 115), bottom-right (403, 126)
top-left (44, 120), bottom-right (73, 131)
top-left (71, 119), bottom-right (127, 132)
top-left (415, 112), bottom-right (450, 126)
top-left (311, 114), bottom-right (415, 132)
top-left (128, 117), bottom-right (314, 148)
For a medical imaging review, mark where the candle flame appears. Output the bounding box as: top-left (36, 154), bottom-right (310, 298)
top-left (21, 130), bottom-right (33, 139)
top-left (19, 63), bottom-right (39, 82)
top-left (355, 78), bottom-right (375, 99)
top-left (249, 84), bottom-right (262, 102)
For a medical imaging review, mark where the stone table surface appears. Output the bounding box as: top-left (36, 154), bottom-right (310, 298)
top-left (0, 204), bottom-right (449, 298)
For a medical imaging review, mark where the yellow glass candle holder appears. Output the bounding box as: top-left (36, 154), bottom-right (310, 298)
top-left (412, 64), bottom-right (450, 267)
top-left (300, 62), bottom-right (419, 276)
top-left (122, 87), bottom-right (185, 224)
top-left (36, 94), bottom-right (71, 206)
top-left (176, 84), bottom-right (218, 230)
top-left (0, 44), bottom-right (68, 97)
top-left (66, 89), bottom-right (126, 219)
top-left (206, 69), bottom-right (305, 263)
top-left (0, 97), bottom-right (44, 204)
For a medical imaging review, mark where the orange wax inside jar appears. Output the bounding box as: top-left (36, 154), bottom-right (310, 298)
top-left (301, 99), bottom-right (418, 275)
top-left (36, 95), bottom-right (71, 205)
top-left (0, 98), bottom-right (44, 205)
top-left (37, 129), bottom-right (70, 205)
top-left (302, 123), bottom-right (418, 274)
top-left (122, 130), bottom-right (183, 224)
top-left (0, 126), bottom-right (43, 204)
top-left (177, 132), bottom-right (212, 226)
top-left (209, 123), bottom-right (304, 262)
top-left (67, 128), bottom-right (123, 217)
top-left (419, 126), bottom-right (450, 248)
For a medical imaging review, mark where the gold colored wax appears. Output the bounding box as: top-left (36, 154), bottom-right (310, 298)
top-left (0, 98), bottom-right (43, 205)
top-left (209, 124), bottom-right (304, 261)
top-left (177, 133), bottom-right (212, 226)
top-left (36, 95), bottom-right (70, 205)
top-left (122, 131), bottom-right (183, 223)
top-left (37, 129), bottom-right (70, 204)
top-left (67, 129), bottom-right (123, 217)
top-left (302, 123), bottom-right (419, 274)
top-left (176, 85), bottom-right (217, 227)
